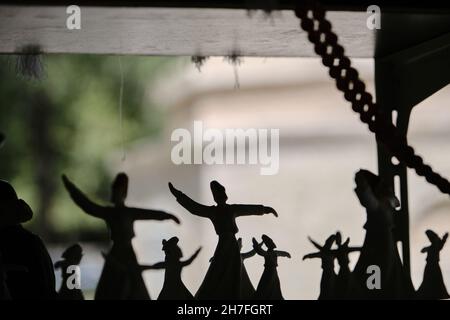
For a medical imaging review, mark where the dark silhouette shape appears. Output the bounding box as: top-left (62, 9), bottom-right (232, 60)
top-left (209, 238), bottom-right (258, 263)
top-left (352, 169), bottom-right (414, 299)
top-left (62, 173), bottom-right (180, 300)
top-left (0, 252), bottom-right (28, 300)
top-left (334, 232), bottom-right (360, 299)
top-left (417, 230), bottom-right (449, 300)
top-left (0, 132), bottom-right (4, 149)
top-left (208, 237), bottom-right (259, 298)
top-left (16, 45), bottom-right (45, 80)
top-left (303, 234), bottom-right (337, 300)
top-left (0, 252), bottom-right (12, 300)
top-left (141, 237), bottom-right (201, 300)
top-left (168, 181), bottom-right (278, 300)
top-left (237, 237), bottom-right (259, 299)
top-left (54, 244), bottom-right (84, 300)
top-left (0, 180), bottom-right (56, 299)
top-left (252, 235), bottom-right (290, 300)
top-left (99, 251), bottom-right (130, 299)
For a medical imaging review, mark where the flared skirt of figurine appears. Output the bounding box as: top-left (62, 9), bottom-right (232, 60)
top-left (334, 272), bottom-right (357, 299)
top-left (353, 246), bottom-right (415, 299)
top-left (158, 280), bottom-right (194, 300)
top-left (240, 266), bottom-right (256, 298)
top-left (195, 234), bottom-right (252, 300)
top-left (95, 245), bottom-right (150, 300)
top-left (253, 267), bottom-right (283, 300)
top-left (417, 263), bottom-right (450, 300)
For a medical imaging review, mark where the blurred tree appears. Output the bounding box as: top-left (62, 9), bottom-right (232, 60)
top-left (0, 54), bottom-right (174, 242)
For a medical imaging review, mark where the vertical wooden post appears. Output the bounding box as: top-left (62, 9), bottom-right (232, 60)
top-left (374, 76), bottom-right (412, 276)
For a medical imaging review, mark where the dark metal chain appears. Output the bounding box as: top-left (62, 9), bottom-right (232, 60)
top-left (294, 1), bottom-right (450, 195)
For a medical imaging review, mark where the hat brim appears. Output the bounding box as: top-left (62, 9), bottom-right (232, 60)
top-left (17, 200), bottom-right (33, 223)
top-left (0, 200), bottom-right (33, 227)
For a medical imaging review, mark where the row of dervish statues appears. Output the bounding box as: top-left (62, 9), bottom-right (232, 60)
top-left (0, 133), bottom-right (449, 300)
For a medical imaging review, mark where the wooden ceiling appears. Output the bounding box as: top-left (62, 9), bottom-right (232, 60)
top-left (0, 1), bottom-right (450, 57)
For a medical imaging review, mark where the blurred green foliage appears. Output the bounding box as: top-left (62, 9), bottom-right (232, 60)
top-left (0, 54), bottom-right (175, 241)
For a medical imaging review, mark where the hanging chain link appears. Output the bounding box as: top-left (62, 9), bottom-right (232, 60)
top-left (294, 1), bottom-right (450, 196)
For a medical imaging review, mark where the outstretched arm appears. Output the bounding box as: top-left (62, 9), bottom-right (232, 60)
top-left (231, 204), bottom-right (278, 218)
top-left (141, 262), bottom-right (166, 270)
top-left (252, 238), bottom-right (267, 257)
top-left (182, 247), bottom-right (202, 267)
top-left (127, 208), bottom-right (181, 224)
top-left (168, 183), bottom-right (211, 218)
top-left (62, 175), bottom-right (108, 219)
top-left (241, 248), bottom-right (256, 260)
top-left (303, 252), bottom-right (321, 260)
top-left (441, 232), bottom-right (449, 249)
top-left (275, 250), bottom-right (291, 259)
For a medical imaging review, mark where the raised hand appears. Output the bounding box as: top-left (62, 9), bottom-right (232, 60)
top-left (183, 247), bottom-right (202, 267)
top-left (192, 247), bottom-right (202, 259)
top-left (442, 233), bottom-right (449, 248)
top-left (266, 207), bottom-right (278, 217)
top-left (61, 174), bottom-right (73, 191)
top-left (169, 213), bottom-right (181, 225)
top-left (61, 174), bottom-right (80, 198)
top-left (424, 230), bottom-right (449, 251)
top-left (280, 251), bottom-right (291, 259)
top-left (168, 182), bottom-right (182, 198)
top-left (252, 237), bottom-right (262, 249)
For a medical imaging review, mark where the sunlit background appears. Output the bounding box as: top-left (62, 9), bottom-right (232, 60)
top-left (0, 55), bottom-right (449, 299)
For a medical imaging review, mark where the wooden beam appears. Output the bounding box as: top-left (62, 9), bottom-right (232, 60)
top-left (0, 5), bottom-right (375, 57)
top-left (2, 2), bottom-right (450, 57)
top-left (2, 1), bottom-right (450, 12)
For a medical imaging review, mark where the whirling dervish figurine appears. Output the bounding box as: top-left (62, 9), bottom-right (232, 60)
top-left (168, 181), bottom-right (278, 300)
top-left (141, 237), bottom-right (201, 300)
top-left (54, 244), bottom-right (84, 300)
top-left (252, 235), bottom-right (290, 300)
top-left (417, 230), bottom-right (449, 300)
top-left (303, 234), bottom-right (337, 300)
top-left (62, 173), bottom-right (181, 300)
top-left (352, 169), bottom-right (414, 299)
top-left (0, 180), bottom-right (56, 299)
top-left (334, 232), bottom-right (360, 299)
